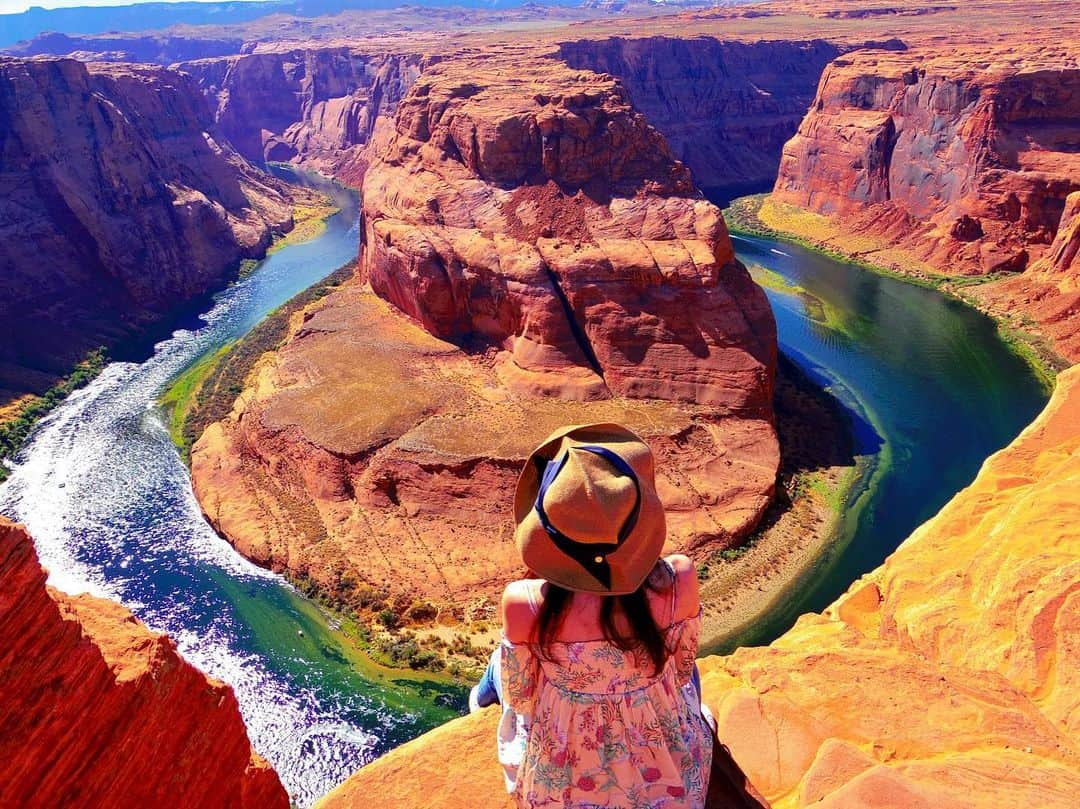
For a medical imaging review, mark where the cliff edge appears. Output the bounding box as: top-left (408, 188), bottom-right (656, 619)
top-left (317, 365), bottom-right (1080, 808)
top-left (0, 518), bottom-right (288, 808)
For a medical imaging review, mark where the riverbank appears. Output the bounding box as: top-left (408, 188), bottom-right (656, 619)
top-left (723, 194), bottom-right (1066, 389)
top-left (0, 348), bottom-right (108, 482)
top-left (161, 260), bottom-right (496, 683)
top-left (698, 353), bottom-right (871, 653)
top-left (160, 262), bottom-right (356, 461)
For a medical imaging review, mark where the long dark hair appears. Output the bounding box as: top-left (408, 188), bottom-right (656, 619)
top-left (533, 576), bottom-right (669, 675)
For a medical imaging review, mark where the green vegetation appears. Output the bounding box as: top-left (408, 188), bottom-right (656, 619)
top-left (159, 343), bottom-right (234, 452)
top-left (267, 199), bottom-right (338, 255)
top-left (159, 260), bottom-right (356, 461)
top-left (747, 262), bottom-right (854, 337)
top-left (237, 258), bottom-right (261, 279)
top-left (795, 464), bottom-right (861, 513)
top-left (746, 263), bottom-right (805, 296)
top-left (0, 348), bottom-right (108, 482)
top-left (994, 321), bottom-right (1063, 393)
top-left (208, 567), bottom-right (466, 724)
top-left (291, 570), bottom-right (486, 680)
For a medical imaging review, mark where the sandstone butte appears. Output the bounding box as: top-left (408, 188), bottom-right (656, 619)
top-left (0, 518), bottom-right (288, 808)
top-left (190, 49), bottom-right (780, 618)
top-left (317, 363), bottom-right (1080, 809)
top-left (0, 57), bottom-right (313, 404)
top-left (767, 42), bottom-right (1080, 362)
top-left (162, 2), bottom-right (1080, 361)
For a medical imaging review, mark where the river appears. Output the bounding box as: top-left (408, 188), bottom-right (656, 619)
top-left (719, 232), bottom-right (1049, 648)
top-left (0, 181), bottom-right (1049, 804)
top-left (0, 170), bottom-right (463, 808)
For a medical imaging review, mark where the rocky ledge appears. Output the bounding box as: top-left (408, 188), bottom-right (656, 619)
top-left (0, 518), bottom-right (288, 808)
top-left (190, 50), bottom-right (779, 624)
top-left (768, 43), bottom-right (1080, 361)
top-left (0, 57), bottom-right (312, 403)
top-left (317, 364), bottom-right (1080, 809)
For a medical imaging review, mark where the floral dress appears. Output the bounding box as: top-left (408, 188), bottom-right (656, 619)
top-left (497, 563), bottom-right (713, 808)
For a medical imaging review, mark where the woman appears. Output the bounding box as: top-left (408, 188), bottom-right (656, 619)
top-left (471, 423), bottom-right (714, 808)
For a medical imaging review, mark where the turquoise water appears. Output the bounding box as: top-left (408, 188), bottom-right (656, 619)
top-left (713, 232), bottom-right (1050, 649)
top-left (0, 170), bottom-right (464, 808)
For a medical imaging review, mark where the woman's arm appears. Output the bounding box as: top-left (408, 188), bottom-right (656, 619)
top-left (501, 579), bottom-right (539, 643)
top-left (666, 554), bottom-right (701, 622)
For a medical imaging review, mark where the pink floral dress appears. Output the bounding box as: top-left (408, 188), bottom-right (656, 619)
top-left (497, 563), bottom-right (713, 808)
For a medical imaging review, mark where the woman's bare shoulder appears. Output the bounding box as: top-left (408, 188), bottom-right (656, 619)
top-left (501, 579), bottom-right (542, 643)
top-left (664, 554), bottom-right (700, 621)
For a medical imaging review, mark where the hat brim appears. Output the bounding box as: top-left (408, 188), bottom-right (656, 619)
top-left (513, 423), bottom-right (667, 595)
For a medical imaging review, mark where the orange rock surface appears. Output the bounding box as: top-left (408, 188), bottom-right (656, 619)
top-left (968, 190), bottom-right (1080, 362)
top-left (361, 50), bottom-right (775, 409)
top-left (191, 50), bottom-right (779, 616)
top-left (0, 518), bottom-right (288, 808)
top-left (316, 365), bottom-right (1080, 809)
top-left (773, 45), bottom-right (1080, 276)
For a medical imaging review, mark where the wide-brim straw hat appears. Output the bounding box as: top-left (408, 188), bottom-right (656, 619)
top-left (513, 423), bottom-right (666, 595)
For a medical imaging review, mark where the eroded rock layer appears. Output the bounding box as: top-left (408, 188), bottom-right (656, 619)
top-left (0, 518), bottom-right (288, 808)
top-left (182, 35), bottom-right (852, 199)
top-left (769, 44), bottom-right (1080, 361)
top-left (179, 47), bottom-right (429, 182)
top-left (316, 365), bottom-right (1080, 809)
top-left (191, 51), bottom-right (779, 616)
top-left (557, 36), bottom-right (848, 197)
top-left (0, 57), bottom-right (304, 401)
top-left (968, 190), bottom-right (1080, 362)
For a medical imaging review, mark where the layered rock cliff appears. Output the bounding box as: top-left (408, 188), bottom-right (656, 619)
top-left (768, 45), bottom-right (1080, 360)
top-left (0, 57), bottom-right (306, 402)
top-left (191, 49), bottom-right (779, 619)
top-left (0, 518), bottom-right (288, 808)
top-left (179, 47), bottom-right (429, 182)
top-left (557, 36), bottom-right (847, 198)
top-left (968, 190), bottom-right (1080, 362)
top-left (317, 365), bottom-right (1080, 809)
top-left (183, 36), bottom-right (853, 199)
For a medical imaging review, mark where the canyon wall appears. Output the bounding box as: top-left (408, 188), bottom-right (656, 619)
top-left (6, 32), bottom-right (245, 63)
top-left (183, 35), bottom-right (858, 199)
top-left (768, 44), bottom-right (1080, 361)
top-left (0, 57), bottom-right (305, 402)
top-left (190, 48), bottom-right (779, 621)
top-left (0, 518), bottom-right (288, 808)
top-left (317, 364), bottom-right (1080, 809)
top-left (968, 189), bottom-right (1080, 362)
top-left (557, 36), bottom-right (848, 198)
top-left (179, 47), bottom-right (430, 182)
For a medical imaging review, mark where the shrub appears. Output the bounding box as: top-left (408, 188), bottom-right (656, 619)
top-left (405, 599), bottom-right (439, 624)
top-left (411, 650), bottom-right (445, 671)
top-left (377, 608), bottom-right (400, 630)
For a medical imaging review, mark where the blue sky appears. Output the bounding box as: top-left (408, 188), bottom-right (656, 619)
top-left (1, 0), bottom-right (266, 14)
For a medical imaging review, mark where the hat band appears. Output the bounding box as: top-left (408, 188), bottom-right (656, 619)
top-left (534, 444), bottom-right (643, 590)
